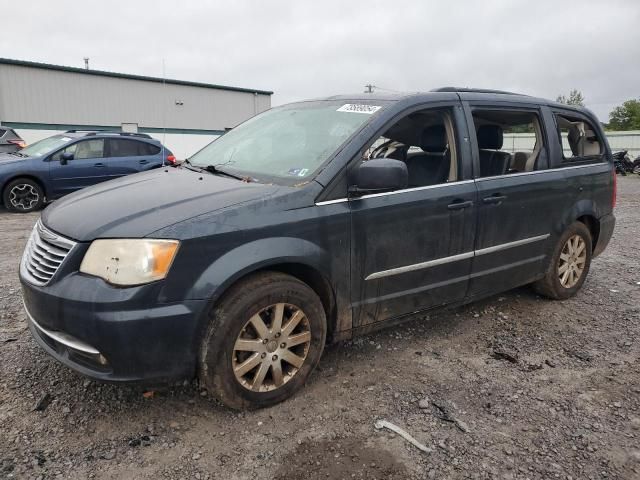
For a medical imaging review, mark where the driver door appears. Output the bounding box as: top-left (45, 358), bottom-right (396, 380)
top-left (49, 138), bottom-right (109, 196)
top-left (349, 104), bottom-right (477, 328)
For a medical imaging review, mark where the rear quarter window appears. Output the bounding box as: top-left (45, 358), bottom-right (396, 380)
top-left (554, 113), bottom-right (604, 163)
top-left (109, 139), bottom-right (161, 157)
top-left (141, 142), bottom-right (161, 155)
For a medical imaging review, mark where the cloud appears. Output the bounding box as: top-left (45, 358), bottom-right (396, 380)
top-left (2, 0), bottom-right (639, 119)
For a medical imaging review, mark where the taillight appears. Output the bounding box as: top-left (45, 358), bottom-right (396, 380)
top-left (166, 155), bottom-right (176, 165)
top-left (612, 167), bottom-right (617, 208)
top-left (8, 139), bottom-right (26, 149)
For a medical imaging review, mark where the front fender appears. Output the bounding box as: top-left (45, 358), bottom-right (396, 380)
top-left (188, 237), bottom-right (332, 302)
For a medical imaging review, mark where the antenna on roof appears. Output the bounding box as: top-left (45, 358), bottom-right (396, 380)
top-left (161, 58), bottom-right (167, 166)
top-left (83, 57), bottom-right (89, 70)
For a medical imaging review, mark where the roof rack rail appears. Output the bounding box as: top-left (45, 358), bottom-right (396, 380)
top-left (64, 130), bottom-right (152, 139)
top-left (431, 87), bottom-right (525, 96)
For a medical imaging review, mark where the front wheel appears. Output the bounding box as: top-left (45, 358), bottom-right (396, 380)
top-left (3, 178), bottom-right (45, 213)
top-left (533, 222), bottom-right (592, 300)
top-left (199, 272), bottom-right (326, 409)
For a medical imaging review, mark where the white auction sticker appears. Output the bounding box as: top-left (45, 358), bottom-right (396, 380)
top-left (337, 104), bottom-right (381, 114)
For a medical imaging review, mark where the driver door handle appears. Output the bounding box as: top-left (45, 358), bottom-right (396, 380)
top-left (94, 162), bottom-right (106, 168)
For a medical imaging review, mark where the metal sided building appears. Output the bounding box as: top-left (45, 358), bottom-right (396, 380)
top-left (0, 58), bottom-right (273, 158)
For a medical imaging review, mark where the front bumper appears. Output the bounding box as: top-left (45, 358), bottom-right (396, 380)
top-left (21, 272), bottom-right (206, 383)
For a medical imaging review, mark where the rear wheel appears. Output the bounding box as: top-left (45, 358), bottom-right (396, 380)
top-left (3, 178), bottom-right (44, 213)
top-left (533, 222), bottom-right (592, 300)
top-left (199, 272), bottom-right (326, 409)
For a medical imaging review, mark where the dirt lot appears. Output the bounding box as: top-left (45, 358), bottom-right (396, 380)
top-left (1, 177), bottom-right (639, 480)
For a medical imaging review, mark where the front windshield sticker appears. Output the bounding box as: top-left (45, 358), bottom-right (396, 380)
top-left (287, 167), bottom-right (310, 177)
top-left (337, 104), bottom-right (381, 114)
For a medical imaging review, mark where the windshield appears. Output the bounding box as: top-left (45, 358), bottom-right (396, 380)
top-left (188, 101), bottom-right (387, 184)
top-left (20, 135), bottom-right (75, 157)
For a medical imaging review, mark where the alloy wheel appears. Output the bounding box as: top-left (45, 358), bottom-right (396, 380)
top-left (232, 303), bottom-right (311, 392)
top-left (9, 183), bottom-right (40, 211)
top-left (558, 234), bottom-right (587, 288)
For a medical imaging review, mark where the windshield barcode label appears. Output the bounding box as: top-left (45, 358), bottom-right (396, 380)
top-left (337, 104), bottom-right (381, 114)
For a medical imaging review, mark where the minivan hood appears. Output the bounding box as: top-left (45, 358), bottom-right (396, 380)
top-left (42, 167), bottom-right (282, 241)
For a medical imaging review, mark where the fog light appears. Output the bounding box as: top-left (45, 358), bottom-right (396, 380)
top-left (98, 354), bottom-right (109, 366)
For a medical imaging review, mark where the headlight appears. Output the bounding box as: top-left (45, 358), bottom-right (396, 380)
top-left (79, 239), bottom-right (180, 286)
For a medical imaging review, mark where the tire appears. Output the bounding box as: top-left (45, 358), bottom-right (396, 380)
top-left (533, 222), bottom-right (592, 300)
top-left (199, 271), bottom-right (327, 409)
top-left (2, 178), bottom-right (45, 213)
top-left (632, 158), bottom-right (640, 175)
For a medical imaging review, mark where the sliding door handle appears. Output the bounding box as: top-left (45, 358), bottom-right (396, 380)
top-left (448, 200), bottom-right (473, 210)
top-left (482, 194), bottom-right (507, 204)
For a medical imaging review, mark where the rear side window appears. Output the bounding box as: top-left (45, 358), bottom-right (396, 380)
top-left (554, 114), bottom-right (603, 162)
top-left (471, 109), bottom-right (547, 177)
top-left (109, 139), bottom-right (161, 157)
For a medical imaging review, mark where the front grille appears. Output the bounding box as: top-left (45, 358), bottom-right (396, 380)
top-left (21, 220), bottom-right (76, 286)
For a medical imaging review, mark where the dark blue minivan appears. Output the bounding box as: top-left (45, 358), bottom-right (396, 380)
top-left (1, 131), bottom-right (173, 212)
top-left (19, 89), bottom-right (616, 409)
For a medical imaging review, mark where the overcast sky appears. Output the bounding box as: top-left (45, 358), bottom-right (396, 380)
top-left (3, 0), bottom-right (639, 120)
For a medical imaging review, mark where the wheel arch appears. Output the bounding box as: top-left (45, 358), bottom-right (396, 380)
top-left (1, 174), bottom-right (48, 202)
top-left (561, 199), bottom-right (601, 252)
top-left (188, 238), bottom-right (342, 343)
top-left (576, 214), bottom-right (600, 252)
top-left (258, 262), bottom-right (337, 338)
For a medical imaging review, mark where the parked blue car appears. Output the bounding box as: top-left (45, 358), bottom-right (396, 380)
top-left (0, 131), bottom-right (174, 212)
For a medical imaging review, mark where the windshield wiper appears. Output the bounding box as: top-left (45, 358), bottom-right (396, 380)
top-left (8, 151), bottom-right (28, 157)
top-left (203, 164), bottom-right (252, 182)
top-left (182, 159), bottom-right (252, 182)
top-left (180, 158), bottom-right (202, 172)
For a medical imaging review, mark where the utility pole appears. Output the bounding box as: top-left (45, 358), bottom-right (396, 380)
top-left (364, 84), bottom-right (374, 94)
top-left (84, 57), bottom-right (90, 70)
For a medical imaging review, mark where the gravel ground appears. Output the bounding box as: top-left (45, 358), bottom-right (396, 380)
top-left (1, 177), bottom-right (639, 480)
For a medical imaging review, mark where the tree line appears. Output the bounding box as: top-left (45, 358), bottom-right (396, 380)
top-left (556, 89), bottom-right (640, 131)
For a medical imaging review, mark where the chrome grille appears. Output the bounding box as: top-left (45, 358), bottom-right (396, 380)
top-left (21, 220), bottom-right (76, 286)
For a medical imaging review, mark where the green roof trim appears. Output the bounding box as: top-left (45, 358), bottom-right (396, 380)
top-left (0, 57), bottom-right (273, 96)
top-left (2, 121), bottom-right (224, 136)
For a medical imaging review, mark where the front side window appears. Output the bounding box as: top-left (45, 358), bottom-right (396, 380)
top-left (555, 114), bottom-right (603, 162)
top-left (52, 139), bottom-right (105, 161)
top-left (471, 110), bottom-right (547, 177)
top-left (362, 108), bottom-right (458, 187)
top-left (188, 101), bottom-right (388, 185)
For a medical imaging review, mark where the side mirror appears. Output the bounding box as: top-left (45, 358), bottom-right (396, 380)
top-left (60, 152), bottom-right (74, 165)
top-left (349, 158), bottom-right (408, 195)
